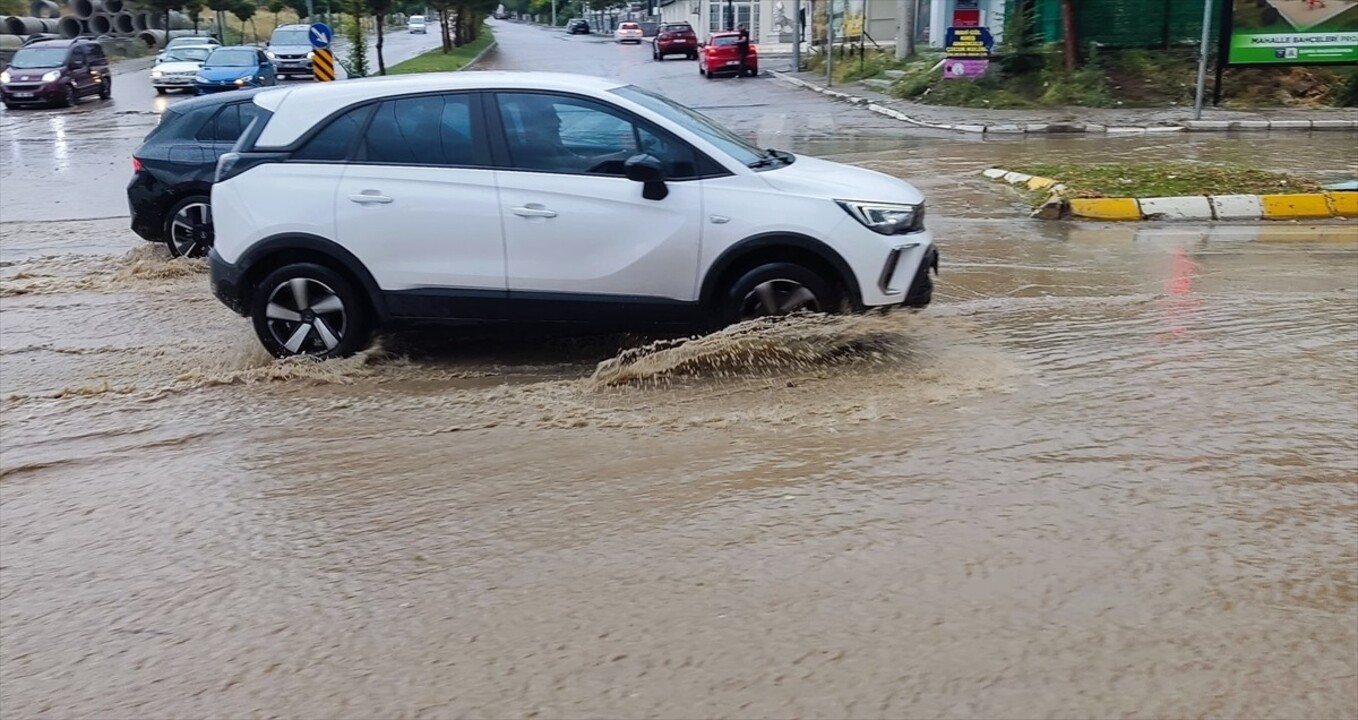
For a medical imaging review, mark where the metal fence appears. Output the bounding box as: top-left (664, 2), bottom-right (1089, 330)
top-left (1015, 0), bottom-right (1221, 49)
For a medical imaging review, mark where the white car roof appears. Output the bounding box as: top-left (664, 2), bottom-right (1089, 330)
top-left (252, 72), bottom-right (627, 148)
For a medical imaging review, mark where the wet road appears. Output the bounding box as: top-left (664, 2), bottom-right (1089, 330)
top-left (2, 19), bottom-right (1357, 720)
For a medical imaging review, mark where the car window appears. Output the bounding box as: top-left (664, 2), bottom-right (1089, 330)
top-left (292, 104), bottom-right (374, 161)
top-left (87, 45), bottom-right (106, 63)
top-left (495, 93), bottom-right (699, 179)
top-left (200, 102), bottom-right (262, 143)
top-left (359, 94), bottom-right (479, 167)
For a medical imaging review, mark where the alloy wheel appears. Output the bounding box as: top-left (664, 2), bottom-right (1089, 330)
top-left (739, 279), bottom-right (820, 320)
top-left (168, 201), bottom-right (213, 258)
top-left (264, 277), bottom-right (348, 356)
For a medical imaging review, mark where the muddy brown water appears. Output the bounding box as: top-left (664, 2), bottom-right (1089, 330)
top-left (2, 204), bottom-right (1356, 717)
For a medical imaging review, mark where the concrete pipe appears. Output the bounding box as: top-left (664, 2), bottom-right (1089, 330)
top-left (103, 0), bottom-right (122, 12)
top-left (0, 34), bottom-right (22, 50)
top-left (57, 14), bottom-right (81, 36)
top-left (29, 0), bottom-right (61, 18)
top-left (68, 0), bottom-right (101, 20)
top-left (89, 12), bottom-right (111, 34)
top-left (136, 28), bottom-right (163, 47)
top-left (112, 11), bottom-right (132, 34)
top-left (131, 11), bottom-right (146, 30)
top-left (166, 11), bottom-right (191, 30)
top-left (4, 16), bottom-right (59, 35)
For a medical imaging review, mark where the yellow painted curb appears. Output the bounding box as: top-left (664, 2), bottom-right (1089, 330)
top-left (1260, 194), bottom-right (1333, 220)
top-left (1325, 191), bottom-right (1358, 219)
top-left (1069, 198), bottom-right (1141, 221)
top-left (1026, 176), bottom-right (1058, 191)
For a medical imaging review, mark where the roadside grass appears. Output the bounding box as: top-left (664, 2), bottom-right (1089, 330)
top-left (1008, 162), bottom-right (1323, 202)
top-left (388, 28), bottom-right (494, 75)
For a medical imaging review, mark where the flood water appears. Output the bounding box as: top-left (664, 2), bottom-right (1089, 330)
top-left (3, 20), bottom-right (1357, 717)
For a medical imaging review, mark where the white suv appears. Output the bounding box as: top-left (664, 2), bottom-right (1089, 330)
top-left (209, 72), bottom-right (938, 358)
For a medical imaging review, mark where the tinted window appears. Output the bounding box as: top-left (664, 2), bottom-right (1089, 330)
top-left (496, 93), bottom-right (700, 179)
top-left (292, 105), bottom-right (373, 161)
top-left (610, 84), bottom-right (760, 168)
top-left (198, 102), bottom-right (264, 143)
top-left (87, 44), bottom-right (106, 63)
top-left (359, 94), bottom-right (479, 166)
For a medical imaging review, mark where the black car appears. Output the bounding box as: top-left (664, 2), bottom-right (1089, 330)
top-left (1, 38), bottom-right (111, 109)
top-left (566, 18), bottom-right (590, 34)
top-left (127, 88), bottom-right (266, 257)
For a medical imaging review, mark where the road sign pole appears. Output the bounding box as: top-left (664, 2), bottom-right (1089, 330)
top-left (1193, 0), bottom-right (1213, 120)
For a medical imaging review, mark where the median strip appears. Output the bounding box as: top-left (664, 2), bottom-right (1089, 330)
top-left (982, 163), bottom-right (1358, 222)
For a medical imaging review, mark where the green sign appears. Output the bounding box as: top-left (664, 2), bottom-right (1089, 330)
top-left (1226, 0), bottom-right (1358, 65)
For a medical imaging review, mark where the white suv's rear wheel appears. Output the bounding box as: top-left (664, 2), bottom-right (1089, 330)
top-left (722, 262), bottom-right (838, 325)
top-left (250, 263), bottom-right (372, 359)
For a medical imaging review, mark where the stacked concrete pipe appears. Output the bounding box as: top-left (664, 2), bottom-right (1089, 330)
top-left (68, 0), bottom-right (101, 20)
top-left (89, 12), bottom-right (110, 34)
top-left (56, 14), bottom-right (81, 36)
top-left (103, 0), bottom-right (122, 12)
top-left (29, 0), bottom-right (61, 18)
top-left (136, 28), bottom-right (198, 49)
top-left (112, 11), bottom-right (132, 34)
top-left (3, 16), bottom-right (60, 35)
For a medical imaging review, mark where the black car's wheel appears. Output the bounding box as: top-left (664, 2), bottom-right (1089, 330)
top-left (251, 263), bottom-right (373, 359)
top-left (155, 86), bottom-right (168, 95)
top-left (721, 262), bottom-right (838, 325)
top-left (59, 83), bottom-right (77, 107)
top-left (98, 77), bottom-right (111, 99)
top-left (164, 196), bottom-right (214, 258)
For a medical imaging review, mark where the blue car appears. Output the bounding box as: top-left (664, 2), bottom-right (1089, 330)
top-left (195, 46), bottom-right (277, 95)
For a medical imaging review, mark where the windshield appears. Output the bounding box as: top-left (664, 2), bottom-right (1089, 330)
top-left (168, 37), bottom-right (214, 48)
top-left (9, 47), bottom-right (67, 69)
top-left (162, 47), bottom-right (212, 63)
top-left (409, 16), bottom-right (424, 22)
top-left (611, 85), bottom-right (767, 168)
top-left (271, 29), bottom-right (310, 45)
top-left (662, 25), bottom-right (691, 32)
top-left (204, 49), bottom-right (257, 67)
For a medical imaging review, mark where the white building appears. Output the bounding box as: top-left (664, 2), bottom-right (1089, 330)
top-left (655, 0), bottom-right (1004, 53)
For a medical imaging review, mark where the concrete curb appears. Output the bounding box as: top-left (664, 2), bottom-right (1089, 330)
top-left (769, 69), bottom-right (1358, 135)
top-left (982, 167), bottom-right (1358, 222)
top-left (457, 38), bottom-right (498, 71)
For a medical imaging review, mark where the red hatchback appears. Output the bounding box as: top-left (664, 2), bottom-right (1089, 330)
top-left (699, 31), bottom-right (757, 78)
top-left (653, 22), bottom-right (698, 61)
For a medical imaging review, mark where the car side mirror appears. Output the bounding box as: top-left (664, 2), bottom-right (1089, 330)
top-left (625, 154), bottom-right (668, 200)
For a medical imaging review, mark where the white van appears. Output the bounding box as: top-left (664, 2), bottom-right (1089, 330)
top-left (408, 15), bottom-right (427, 33)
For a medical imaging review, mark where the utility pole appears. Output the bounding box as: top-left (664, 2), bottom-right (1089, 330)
top-left (895, 0), bottom-right (914, 60)
top-left (1193, 0), bottom-right (1213, 120)
top-left (551, 0), bottom-right (556, 27)
top-left (825, 0), bottom-right (833, 86)
top-left (791, 0), bottom-right (800, 71)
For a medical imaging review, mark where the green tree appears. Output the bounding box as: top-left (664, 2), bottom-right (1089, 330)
top-left (369, 0), bottom-right (390, 74)
top-left (208, 0), bottom-right (236, 42)
top-left (182, 0), bottom-right (205, 31)
top-left (233, 0), bottom-right (257, 42)
top-left (286, 0), bottom-right (309, 20)
top-left (267, 0), bottom-right (287, 28)
top-left (430, 0), bottom-right (454, 52)
top-left (343, 0), bottom-right (369, 77)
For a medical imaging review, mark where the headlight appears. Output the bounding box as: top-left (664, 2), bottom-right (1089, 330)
top-left (150, 70), bottom-right (163, 78)
top-left (837, 200), bottom-right (924, 235)
top-left (307, 51), bottom-right (315, 60)
top-left (41, 70), bottom-right (61, 83)
top-left (266, 50), bottom-right (277, 59)
top-left (234, 77), bottom-right (247, 86)
top-left (0, 70), bottom-right (10, 84)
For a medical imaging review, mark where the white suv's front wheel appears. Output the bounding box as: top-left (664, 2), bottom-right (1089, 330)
top-left (722, 262), bottom-right (839, 325)
top-left (251, 263), bottom-right (372, 359)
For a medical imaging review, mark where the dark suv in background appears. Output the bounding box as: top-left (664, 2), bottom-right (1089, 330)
top-left (566, 18), bottom-right (590, 34)
top-left (0, 38), bottom-right (111, 109)
top-left (127, 88), bottom-right (265, 257)
top-left (653, 22), bottom-right (698, 60)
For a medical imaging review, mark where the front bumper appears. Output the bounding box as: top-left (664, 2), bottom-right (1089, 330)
top-left (273, 59), bottom-right (312, 73)
top-left (152, 75), bottom-right (196, 88)
top-left (195, 81), bottom-right (250, 94)
top-left (209, 248), bottom-right (248, 316)
top-left (1, 81), bottom-right (63, 105)
top-left (900, 245), bottom-right (938, 308)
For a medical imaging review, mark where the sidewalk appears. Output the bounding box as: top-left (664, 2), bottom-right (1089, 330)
top-left (773, 69), bottom-right (1358, 134)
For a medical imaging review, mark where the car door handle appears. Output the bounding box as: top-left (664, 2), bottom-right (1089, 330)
top-left (349, 192), bottom-right (393, 205)
top-left (512, 205), bottom-right (558, 218)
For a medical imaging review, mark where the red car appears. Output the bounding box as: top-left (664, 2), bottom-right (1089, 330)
top-left (653, 22), bottom-right (698, 61)
top-left (698, 31), bottom-right (757, 78)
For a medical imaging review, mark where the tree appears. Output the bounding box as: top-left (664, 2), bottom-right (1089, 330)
top-left (268, 0), bottom-right (286, 28)
top-left (233, 0), bottom-right (257, 42)
top-left (369, 0), bottom-right (390, 75)
top-left (146, 0), bottom-right (183, 41)
top-left (286, 0), bottom-right (309, 20)
top-left (1060, 0), bottom-right (1077, 71)
top-left (430, 0), bottom-right (454, 52)
top-left (183, 0), bottom-right (205, 31)
top-left (344, 0), bottom-right (370, 77)
top-left (208, 0), bottom-right (235, 42)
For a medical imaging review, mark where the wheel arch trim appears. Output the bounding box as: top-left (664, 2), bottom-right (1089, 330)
top-left (700, 232), bottom-right (862, 309)
top-left (237, 233), bottom-right (390, 321)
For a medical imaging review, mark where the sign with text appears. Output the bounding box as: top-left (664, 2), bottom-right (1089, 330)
top-left (944, 26), bottom-right (993, 58)
top-left (944, 58), bottom-right (990, 79)
top-left (1224, 0), bottom-right (1357, 65)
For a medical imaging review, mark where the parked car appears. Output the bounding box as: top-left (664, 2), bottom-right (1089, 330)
top-left (150, 44), bottom-right (215, 94)
top-left (408, 15), bottom-right (427, 33)
top-left (157, 35), bottom-right (220, 63)
top-left (699, 31), bottom-right (757, 78)
top-left (566, 18), bottom-right (590, 34)
top-left (195, 46), bottom-right (277, 95)
top-left (207, 72), bottom-right (937, 359)
top-left (0, 38), bottom-right (110, 109)
top-left (128, 88), bottom-right (267, 257)
top-left (265, 24), bottom-right (313, 79)
top-left (653, 22), bottom-right (698, 60)
top-left (614, 21), bottom-right (643, 43)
